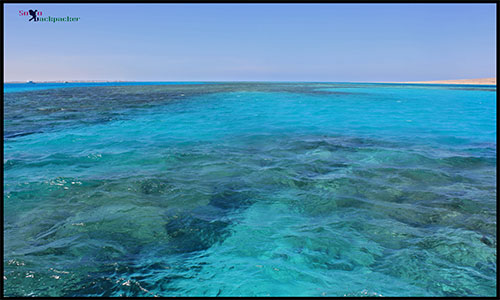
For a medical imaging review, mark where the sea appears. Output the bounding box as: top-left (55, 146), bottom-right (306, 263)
top-left (3, 82), bottom-right (497, 296)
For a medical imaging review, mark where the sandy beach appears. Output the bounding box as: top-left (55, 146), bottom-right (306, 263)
top-left (399, 78), bottom-right (496, 85)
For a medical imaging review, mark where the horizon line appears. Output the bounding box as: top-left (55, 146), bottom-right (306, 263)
top-left (4, 77), bottom-right (497, 85)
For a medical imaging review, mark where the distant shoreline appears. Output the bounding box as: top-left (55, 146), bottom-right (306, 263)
top-left (394, 78), bottom-right (496, 85)
top-left (4, 78), bottom-right (496, 85)
top-left (4, 80), bottom-right (132, 83)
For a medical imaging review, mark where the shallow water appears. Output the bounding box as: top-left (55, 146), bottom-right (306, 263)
top-left (3, 82), bottom-right (497, 296)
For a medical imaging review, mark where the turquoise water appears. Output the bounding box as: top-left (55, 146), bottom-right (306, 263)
top-left (3, 82), bottom-right (496, 296)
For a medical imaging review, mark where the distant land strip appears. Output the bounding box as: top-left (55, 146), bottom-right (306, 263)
top-left (398, 78), bottom-right (496, 85)
top-left (4, 80), bottom-right (131, 83)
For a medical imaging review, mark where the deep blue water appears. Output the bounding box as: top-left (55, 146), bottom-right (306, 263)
top-left (3, 82), bottom-right (210, 94)
top-left (3, 82), bottom-right (497, 296)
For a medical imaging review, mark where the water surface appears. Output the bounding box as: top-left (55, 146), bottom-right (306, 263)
top-left (4, 82), bottom-right (496, 296)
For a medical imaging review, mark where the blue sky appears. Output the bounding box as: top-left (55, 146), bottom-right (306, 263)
top-left (3, 4), bottom-right (497, 82)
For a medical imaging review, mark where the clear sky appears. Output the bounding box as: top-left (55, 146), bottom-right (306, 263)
top-left (3, 3), bottom-right (497, 82)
